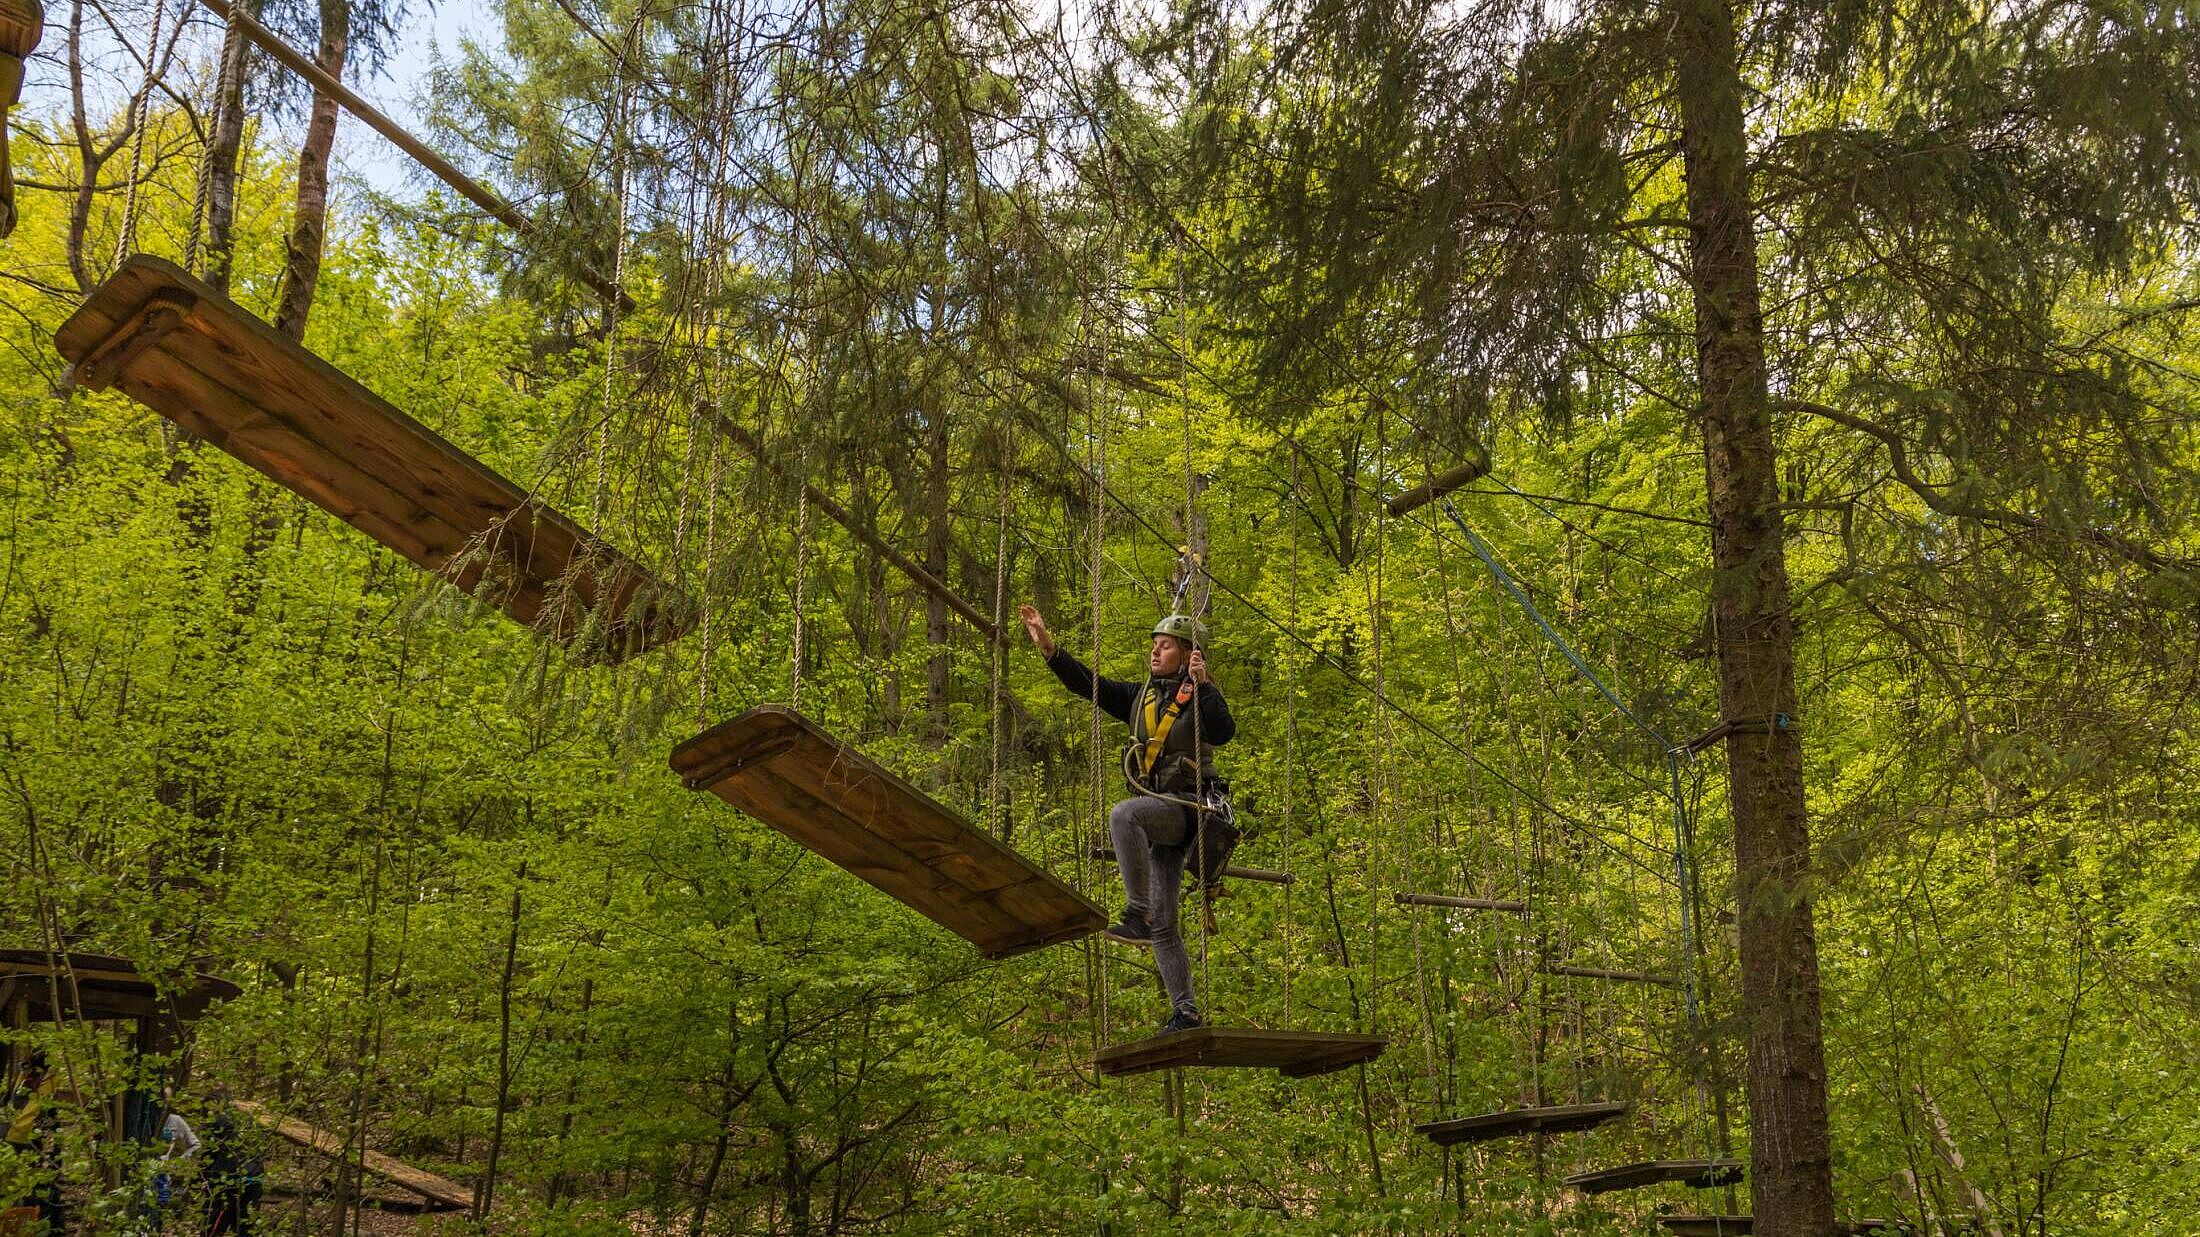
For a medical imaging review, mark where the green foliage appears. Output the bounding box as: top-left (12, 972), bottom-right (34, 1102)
top-left (1, 0), bottom-right (2197, 1231)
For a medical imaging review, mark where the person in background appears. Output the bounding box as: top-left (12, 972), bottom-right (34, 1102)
top-left (5, 1052), bottom-right (65, 1236)
top-left (143, 1088), bottom-right (196, 1232)
top-left (197, 1091), bottom-right (260, 1236)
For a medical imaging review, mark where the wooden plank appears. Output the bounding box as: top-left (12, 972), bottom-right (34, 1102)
top-left (236, 1101), bottom-right (470, 1211)
top-left (1546, 964), bottom-right (1683, 987)
top-left (52, 256), bottom-right (688, 662)
top-left (1394, 891), bottom-right (1527, 913)
top-left (1662, 1219), bottom-right (1752, 1237)
top-left (1386, 449), bottom-right (1493, 517)
top-left (1563, 1159), bottom-right (1745, 1195)
top-left (1416, 1100), bottom-right (1630, 1146)
top-left (1092, 1026), bottom-right (1387, 1079)
top-left (672, 706), bottom-right (1104, 959)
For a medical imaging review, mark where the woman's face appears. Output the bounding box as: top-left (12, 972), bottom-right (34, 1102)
top-left (1149, 634), bottom-right (1189, 676)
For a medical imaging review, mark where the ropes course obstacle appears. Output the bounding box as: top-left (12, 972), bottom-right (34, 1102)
top-left (54, 257), bottom-right (690, 661)
top-left (671, 706), bottom-right (1104, 959)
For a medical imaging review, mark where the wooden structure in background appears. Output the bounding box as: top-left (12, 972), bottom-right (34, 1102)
top-left (1564, 1158), bottom-right (1745, 1194)
top-left (673, 706), bottom-right (1104, 959)
top-left (1093, 1026), bottom-right (1387, 1079)
top-left (0, 949), bottom-right (239, 1023)
top-left (236, 1100), bottom-right (470, 1212)
top-left (1416, 1100), bottom-right (1630, 1147)
top-left (54, 257), bottom-right (689, 662)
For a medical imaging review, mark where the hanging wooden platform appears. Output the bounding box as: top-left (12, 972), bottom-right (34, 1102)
top-left (1564, 1158), bottom-right (1744, 1194)
top-left (53, 256), bottom-right (688, 662)
top-left (672, 705), bottom-right (1104, 959)
top-left (1546, 964), bottom-right (1684, 987)
top-left (1660, 1218), bottom-right (1898, 1235)
top-left (235, 1100), bottom-right (470, 1211)
top-left (1092, 1026), bottom-right (1387, 1079)
top-left (1416, 1100), bottom-right (1630, 1146)
top-left (1394, 891), bottom-right (1527, 913)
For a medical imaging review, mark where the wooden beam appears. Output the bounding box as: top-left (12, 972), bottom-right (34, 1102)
top-left (1545, 964), bottom-right (1683, 988)
top-left (236, 1101), bottom-right (471, 1211)
top-left (190, 0), bottom-right (631, 310)
top-left (1386, 448), bottom-right (1494, 517)
top-left (1394, 891), bottom-right (1527, 913)
top-left (720, 421), bottom-right (1004, 646)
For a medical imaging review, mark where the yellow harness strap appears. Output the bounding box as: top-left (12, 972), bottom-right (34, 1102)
top-left (1137, 679), bottom-right (1196, 778)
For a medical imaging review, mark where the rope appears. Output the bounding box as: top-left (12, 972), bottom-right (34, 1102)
top-left (989, 449), bottom-right (1010, 838)
top-left (791, 454), bottom-right (810, 712)
top-left (113, 0), bottom-right (168, 268)
top-left (1283, 450), bottom-right (1299, 1027)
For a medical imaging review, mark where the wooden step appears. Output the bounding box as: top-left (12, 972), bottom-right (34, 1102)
top-left (1093, 1026), bottom-right (1387, 1079)
top-left (1416, 1100), bottom-right (1630, 1146)
top-left (53, 256), bottom-right (688, 662)
top-left (673, 706), bottom-right (1104, 959)
top-left (1563, 1158), bottom-right (1744, 1194)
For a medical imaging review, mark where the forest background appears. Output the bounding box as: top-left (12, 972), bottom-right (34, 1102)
top-left (2, 0), bottom-right (2198, 1233)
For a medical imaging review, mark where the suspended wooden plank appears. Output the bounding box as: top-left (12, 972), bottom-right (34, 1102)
top-left (235, 1101), bottom-right (470, 1211)
top-left (1416, 1100), bottom-right (1630, 1146)
top-left (53, 256), bottom-right (689, 662)
top-left (1564, 1158), bottom-right (1744, 1194)
top-left (1394, 891), bottom-right (1527, 913)
top-left (1546, 964), bottom-right (1684, 987)
top-left (1093, 1026), bottom-right (1387, 1079)
top-left (672, 705), bottom-right (1104, 959)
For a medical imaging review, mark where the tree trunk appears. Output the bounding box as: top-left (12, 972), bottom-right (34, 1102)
top-left (201, 0), bottom-right (262, 292)
top-left (273, 0), bottom-right (349, 341)
top-left (1670, 0), bottom-right (1836, 1232)
top-left (475, 858), bottom-right (526, 1222)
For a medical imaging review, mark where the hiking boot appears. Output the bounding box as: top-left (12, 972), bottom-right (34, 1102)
top-left (1103, 913), bottom-right (1153, 946)
top-left (1159, 1009), bottom-right (1204, 1035)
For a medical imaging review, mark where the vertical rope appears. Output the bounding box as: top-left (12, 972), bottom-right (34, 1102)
top-left (792, 462), bottom-right (810, 711)
top-left (595, 59), bottom-right (632, 530)
top-left (113, 0), bottom-right (167, 268)
top-left (989, 453), bottom-right (1011, 837)
top-left (1283, 450), bottom-right (1299, 1027)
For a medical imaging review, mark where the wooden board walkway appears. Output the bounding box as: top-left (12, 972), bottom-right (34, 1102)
top-left (1564, 1158), bottom-right (1744, 1194)
top-left (235, 1100), bottom-right (470, 1211)
top-left (1093, 1026), bottom-right (1387, 1079)
top-left (53, 256), bottom-right (689, 662)
top-left (1416, 1100), bottom-right (1630, 1146)
top-left (672, 706), bottom-right (1104, 959)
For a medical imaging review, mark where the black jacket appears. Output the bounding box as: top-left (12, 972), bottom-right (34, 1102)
top-left (1046, 647), bottom-right (1235, 793)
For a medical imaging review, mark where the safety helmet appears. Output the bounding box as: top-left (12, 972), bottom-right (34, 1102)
top-left (1150, 613), bottom-right (1205, 649)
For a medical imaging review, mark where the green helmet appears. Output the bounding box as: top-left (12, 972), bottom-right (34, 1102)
top-left (1151, 613), bottom-right (1205, 648)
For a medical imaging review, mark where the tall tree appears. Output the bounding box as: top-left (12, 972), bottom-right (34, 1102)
top-left (1167, 0), bottom-right (2200, 1231)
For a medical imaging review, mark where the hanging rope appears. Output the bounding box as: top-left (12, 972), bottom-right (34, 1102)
top-left (113, 0), bottom-right (167, 268)
top-left (989, 447), bottom-right (1011, 838)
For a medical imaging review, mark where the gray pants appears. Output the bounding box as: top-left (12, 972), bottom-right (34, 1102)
top-left (1109, 796), bottom-right (1198, 1018)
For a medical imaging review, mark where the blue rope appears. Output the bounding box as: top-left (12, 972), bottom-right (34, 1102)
top-left (1437, 498), bottom-right (1709, 1142)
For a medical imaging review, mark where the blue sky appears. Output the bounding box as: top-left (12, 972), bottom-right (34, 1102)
top-left (333, 1), bottom-right (503, 200)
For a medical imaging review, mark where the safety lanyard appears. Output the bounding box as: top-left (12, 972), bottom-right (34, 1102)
top-left (1137, 679), bottom-right (1195, 777)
